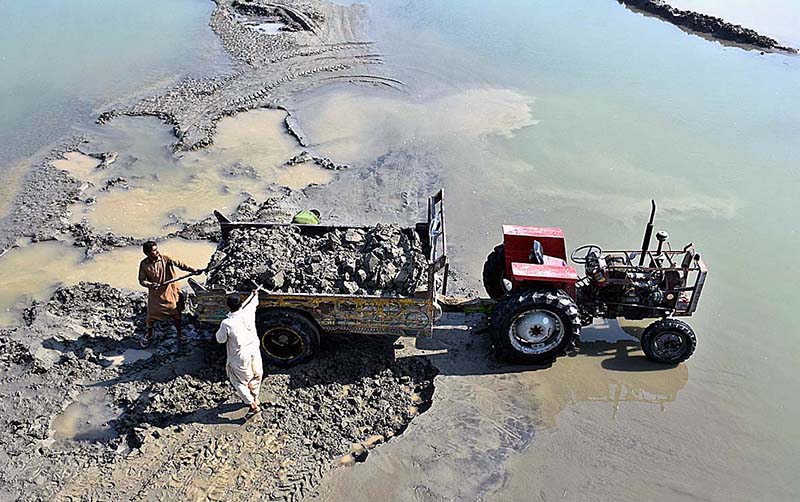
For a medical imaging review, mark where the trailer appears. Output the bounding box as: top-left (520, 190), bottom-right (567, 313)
top-left (189, 191), bottom-right (448, 367)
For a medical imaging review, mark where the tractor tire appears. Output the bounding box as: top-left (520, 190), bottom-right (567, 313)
top-left (640, 318), bottom-right (696, 365)
top-left (490, 288), bottom-right (581, 364)
top-left (257, 309), bottom-right (320, 367)
top-left (483, 244), bottom-right (512, 300)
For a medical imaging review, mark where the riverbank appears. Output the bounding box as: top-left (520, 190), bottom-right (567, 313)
top-left (617, 0), bottom-right (797, 52)
top-left (0, 0), bottom-right (452, 499)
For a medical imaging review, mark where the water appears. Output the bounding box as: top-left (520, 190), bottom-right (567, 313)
top-left (0, 0), bottom-right (797, 498)
top-left (295, 0), bottom-right (800, 499)
top-left (0, 238), bottom-right (215, 326)
top-left (51, 388), bottom-right (119, 442)
top-left (64, 110), bottom-right (324, 238)
top-left (0, 0), bottom-right (229, 196)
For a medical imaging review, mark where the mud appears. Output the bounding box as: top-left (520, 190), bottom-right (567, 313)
top-left (0, 282), bottom-right (437, 500)
top-left (617, 0), bottom-right (798, 52)
top-left (97, 0), bottom-right (395, 152)
top-left (0, 0), bottom-right (444, 499)
top-left (208, 224), bottom-right (428, 295)
top-left (0, 0), bottom-right (374, 257)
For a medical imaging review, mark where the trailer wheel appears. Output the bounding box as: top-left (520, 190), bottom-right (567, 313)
top-left (640, 318), bottom-right (696, 364)
top-left (490, 288), bottom-right (581, 364)
top-left (483, 244), bottom-right (512, 300)
top-left (257, 310), bottom-right (320, 367)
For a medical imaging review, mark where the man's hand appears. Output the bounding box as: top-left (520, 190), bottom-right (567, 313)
top-left (192, 268), bottom-right (204, 276)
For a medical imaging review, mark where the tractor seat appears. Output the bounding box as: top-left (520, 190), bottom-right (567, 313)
top-left (529, 240), bottom-right (568, 267)
top-left (543, 255), bottom-right (568, 267)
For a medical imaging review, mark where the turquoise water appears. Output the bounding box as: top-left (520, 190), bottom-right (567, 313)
top-left (0, 0), bottom-right (227, 166)
top-left (306, 0), bottom-right (800, 498)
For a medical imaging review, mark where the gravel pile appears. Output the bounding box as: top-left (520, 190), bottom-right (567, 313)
top-left (207, 224), bottom-right (429, 296)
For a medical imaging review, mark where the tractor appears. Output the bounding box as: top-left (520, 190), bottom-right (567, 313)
top-left (482, 201), bottom-right (708, 365)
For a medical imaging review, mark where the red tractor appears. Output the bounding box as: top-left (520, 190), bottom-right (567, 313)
top-left (482, 201), bottom-right (707, 365)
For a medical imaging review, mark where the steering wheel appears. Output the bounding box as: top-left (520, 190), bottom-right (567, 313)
top-left (571, 244), bottom-right (603, 264)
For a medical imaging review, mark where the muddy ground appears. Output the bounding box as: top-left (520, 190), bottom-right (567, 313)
top-left (0, 0), bottom-right (460, 499)
top-left (0, 282), bottom-right (440, 501)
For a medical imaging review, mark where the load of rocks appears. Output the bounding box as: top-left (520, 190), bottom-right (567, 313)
top-left (206, 224), bottom-right (429, 296)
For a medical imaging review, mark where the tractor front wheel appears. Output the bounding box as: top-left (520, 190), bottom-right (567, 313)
top-left (257, 309), bottom-right (320, 367)
top-left (490, 288), bottom-right (581, 364)
top-left (640, 318), bottom-right (696, 364)
top-left (483, 244), bottom-right (512, 300)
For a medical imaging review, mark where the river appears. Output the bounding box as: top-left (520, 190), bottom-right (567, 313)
top-left (297, 0), bottom-right (800, 499)
top-left (0, 0), bottom-right (798, 499)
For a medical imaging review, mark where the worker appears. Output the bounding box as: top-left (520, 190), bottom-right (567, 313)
top-left (216, 289), bottom-right (264, 417)
top-left (291, 209), bottom-right (321, 225)
top-left (138, 241), bottom-right (199, 347)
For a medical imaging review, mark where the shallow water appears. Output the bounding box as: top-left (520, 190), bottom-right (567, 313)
top-left (0, 0), bottom-right (228, 170)
top-left (0, 238), bottom-right (215, 326)
top-left (296, 0), bottom-right (800, 498)
top-left (52, 387), bottom-right (119, 442)
top-left (102, 348), bottom-right (155, 368)
top-left (65, 110), bottom-right (330, 237)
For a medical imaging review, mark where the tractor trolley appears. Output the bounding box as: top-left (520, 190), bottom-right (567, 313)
top-left (189, 191), bottom-right (449, 367)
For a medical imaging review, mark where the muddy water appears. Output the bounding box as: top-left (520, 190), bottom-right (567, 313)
top-left (51, 387), bottom-right (120, 442)
top-left (65, 110), bottom-right (330, 237)
top-left (0, 160), bottom-right (28, 221)
top-left (0, 239), bottom-right (215, 326)
top-left (297, 0), bottom-right (800, 499)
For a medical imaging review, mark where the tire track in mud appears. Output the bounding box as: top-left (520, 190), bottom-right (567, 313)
top-left (99, 0), bottom-right (394, 152)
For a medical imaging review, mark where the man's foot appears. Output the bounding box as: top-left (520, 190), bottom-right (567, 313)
top-left (140, 332), bottom-right (153, 348)
top-left (245, 403), bottom-right (260, 418)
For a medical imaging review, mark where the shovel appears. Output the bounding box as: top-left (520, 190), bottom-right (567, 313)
top-left (154, 255), bottom-right (228, 288)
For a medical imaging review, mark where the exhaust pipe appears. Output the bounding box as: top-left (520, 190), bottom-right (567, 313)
top-left (638, 199), bottom-right (656, 266)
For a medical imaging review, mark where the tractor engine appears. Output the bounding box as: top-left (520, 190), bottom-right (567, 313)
top-left (577, 250), bottom-right (676, 322)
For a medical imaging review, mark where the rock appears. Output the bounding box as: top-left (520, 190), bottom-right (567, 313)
top-left (363, 434), bottom-right (385, 448)
top-left (206, 224), bottom-right (426, 296)
top-left (343, 229), bottom-right (363, 244)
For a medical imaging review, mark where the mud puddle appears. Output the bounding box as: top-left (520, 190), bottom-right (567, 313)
top-left (0, 238), bottom-right (214, 326)
top-left (102, 348), bottom-right (155, 368)
top-left (66, 110), bottom-right (332, 237)
top-left (51, 387), bottom-right (120, 442)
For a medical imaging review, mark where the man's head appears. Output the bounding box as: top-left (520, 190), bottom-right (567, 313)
top-left (226, 294), bottom-right (242, 312)
top-left (142, 241), bottom-right (160, 259)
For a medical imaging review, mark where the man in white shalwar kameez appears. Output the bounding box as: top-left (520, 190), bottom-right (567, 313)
top-left (216, 289), bottom-right (264, 416)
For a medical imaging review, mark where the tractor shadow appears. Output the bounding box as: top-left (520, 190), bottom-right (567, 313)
top-left (418, 313), bottom-right (681, 376)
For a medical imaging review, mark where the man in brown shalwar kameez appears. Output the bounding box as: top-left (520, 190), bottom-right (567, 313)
top-left (138, 241), bottom-right (199, 347)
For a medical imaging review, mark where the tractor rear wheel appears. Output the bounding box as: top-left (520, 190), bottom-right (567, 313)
top-left (640, 318), bottom-right (696, 364)
top-left (257, 309), bottom-right (320, 367)
top-left (483, 244), bottom-right (512, 300)
top-left (490, 288), bottom-right (581, 364)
